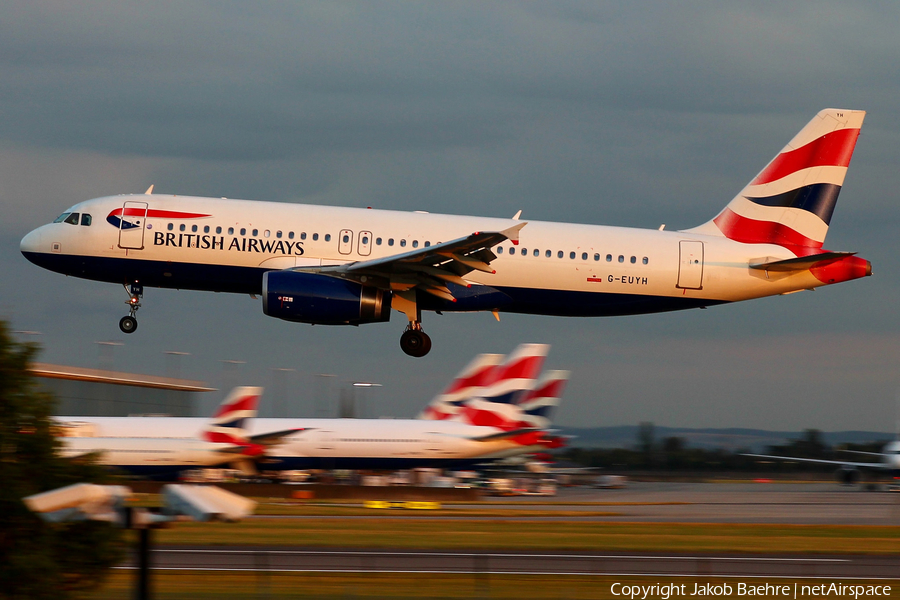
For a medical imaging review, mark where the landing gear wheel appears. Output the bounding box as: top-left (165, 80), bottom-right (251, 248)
top-left (400, 329), bottom-right (432, 357)
top-left (119, 315), bottom-right (138, 334)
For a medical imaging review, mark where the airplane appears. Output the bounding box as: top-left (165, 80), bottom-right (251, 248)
top-left (20, 109), bottom-right (872, 356)
top-left (55, 345), bottom-right (567, 471)
top-left (55, 386), bottom-right (297, 477)
top-left (743, 440), bottom-right (900, 487)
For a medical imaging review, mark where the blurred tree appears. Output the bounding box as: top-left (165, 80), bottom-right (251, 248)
top-left (0, 321), bottom-right (124, 599)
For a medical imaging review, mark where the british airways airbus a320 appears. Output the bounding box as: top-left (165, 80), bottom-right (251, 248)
top-left (21, 109), bottom-right (871, 356)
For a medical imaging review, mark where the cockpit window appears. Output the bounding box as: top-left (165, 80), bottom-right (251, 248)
top-left (53, 212), bottom-right (71, 223)
top-left (80, 214), bottom-right (92, 226)
top-left (63, 213), bottom-right (80, 225)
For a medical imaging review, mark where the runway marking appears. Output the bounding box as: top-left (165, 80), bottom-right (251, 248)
top-left (154, 549), bottom-right (850, 562)
top-left (112, 567), bottom-right (899, 580)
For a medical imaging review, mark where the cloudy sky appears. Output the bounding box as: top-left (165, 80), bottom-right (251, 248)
top-left (3, 2), bottom-right (899, 432)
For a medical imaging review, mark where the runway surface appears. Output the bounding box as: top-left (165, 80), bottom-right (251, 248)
top-left (124, 547), bottom-right (900, 579)
top-left (278, 482), bottom-right (900, 525)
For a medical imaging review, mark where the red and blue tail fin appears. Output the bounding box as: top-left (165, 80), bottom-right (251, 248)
top-left (202, 386), bottom-right (263, 444)
top-left (517, 370), bottom-right (570, 429)
top-left (687, 109), bottom-right (865, 250)
top-left (418, 353), bottom-right (504, 420)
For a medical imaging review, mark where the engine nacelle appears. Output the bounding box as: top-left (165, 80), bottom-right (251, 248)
top-left (262, 271), bottom-right (392, 325)
top-left (835, 466), bottom-right (860, 485)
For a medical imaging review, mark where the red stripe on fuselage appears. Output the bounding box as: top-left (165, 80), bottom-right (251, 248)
top-left (713, 208), bottom-right (823, 248)
top-left (108, 208), bottom-right (212, 219)
top-left (752, 128), bottom-right (859, 186)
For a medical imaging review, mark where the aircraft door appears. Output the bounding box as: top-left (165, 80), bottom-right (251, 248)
top-left (676, 240), bottom-right (704, 289)
top-left (117, 201), bottom-right (148, 250)
top-left (358, 230), bottom-right (372, 256)
top-left (338, 229), bottom-right (353, 255)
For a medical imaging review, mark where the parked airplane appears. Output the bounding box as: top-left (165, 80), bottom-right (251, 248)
top-left (744, 441), bottom-right (900, 486)
top-left (55, 387), bottom-right (296, 477)
top-left (55, 345), bottom-right (566, 471)
top-left (20, 109), bottom-right (871, 356)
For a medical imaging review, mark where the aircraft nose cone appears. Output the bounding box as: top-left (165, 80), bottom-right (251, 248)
top-left (20, 228), bottom-right (43, 256)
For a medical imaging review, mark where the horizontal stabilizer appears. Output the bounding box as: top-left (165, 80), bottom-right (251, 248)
top-left (749, 252), bottom-right (855, 272)
top-left (469, 428), bottom-right (538, 442)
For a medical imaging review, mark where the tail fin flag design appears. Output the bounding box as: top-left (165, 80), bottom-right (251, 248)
top-left (418, 353), bottom-right (505, 420)
top-left (202, 386), bottom-right (263, 444)
top-left (517, 370), bottom-right (570, 429)
top-left (687, 109), bottom-right (865, 251)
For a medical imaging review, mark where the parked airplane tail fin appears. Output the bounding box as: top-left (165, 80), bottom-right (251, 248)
top-left (418, 353), bottom-right (505, 420)
top-left (517, 370), bottom-right (570, 429)
top-left (685, 109), bottom-right (865, 250)
top-left (202, 386), bottom-right (263, 444)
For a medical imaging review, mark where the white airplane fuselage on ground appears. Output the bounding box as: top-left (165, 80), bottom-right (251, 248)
top-left (54, 416), bottom-right (541, 470)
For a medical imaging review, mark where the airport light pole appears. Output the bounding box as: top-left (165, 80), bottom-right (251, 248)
top-left (352, 382), bottom-right (382, 419)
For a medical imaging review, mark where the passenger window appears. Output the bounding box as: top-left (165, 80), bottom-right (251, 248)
top-left (593, 253), bottom-right (600, 261)
top-left (630, 256), bottom-right (636, 264)
top-left (216, 226), bottom-right (222, 234)
top-left (240, 228), bottom-right (246, 236)
top-left (362, 235), bottom-right (370, 245)
top-left (264, 230), bottom-right (270, 238)
top-left (64, 213), bottom-right (80, 225)
top-left (412, 240), bottom-right (419, 248)
top-left (179, 224), bottom-right (186, 232)
top-left (192, 225), bottom-right (198, 233)
top-left (618, 255), bottom-right (624, 263)
top-left (400, 239), bottom-right (407, 247)
top-left (297, 232), bottom-right (303, 240)
top-left (521, 248), bottom-right (527, 256)
top-left (643, 257), bottom-right (649, 265)
top-left (606, 254), bottom-right (612, 262)
top-left (80, 214), bottom-right (92, 226)
top-left (582, 252), bottom-right (588, 260)
top-left (342, 234), bottom-right (350, 243)
top-left (252, 229), bottom-right (258, 237)
top-left (424, 241), bottom-right (430, 247)
top-left (569, 251), bottom-right (575, 259)
top-left (533, 249), bottom-right (540, 257)
top-left (203, 225), bottom-right (210, 233)
top-left (53, 213), bottom-right (71, 223)
top-left (497, 247), bottom-right (503, 254)
top-left (276, 230), bottom-right (282, 238)
top-left (228, 227), bottom-right (234, 235)
top-left (376, 237), bottom-right (382, 245)
top-left (312, 233), bottom-right (319, 241)
top-left (388, 238), bottom-right (394, 246)
top-left (324, 234), bottom-right (331, 242)
top-left (545, 250), bottom-right (551, 258)
top-left (558, 251), bottom-right (563, 258)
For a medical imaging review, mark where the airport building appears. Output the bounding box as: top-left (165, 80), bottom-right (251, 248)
top-left (30, 362), bottom-right (215, 416)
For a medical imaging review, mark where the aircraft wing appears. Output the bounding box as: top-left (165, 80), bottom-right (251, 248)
top-left (248, 428), bottom-right (310, 446)
top-left (741, 453), bottom-right (886, 470)
top-left (468, 428), bottom-right (538, 443)
top-left (306, 222), bottom-right (527, 302)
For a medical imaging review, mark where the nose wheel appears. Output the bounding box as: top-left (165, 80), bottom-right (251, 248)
top-left (119, 283), bottom-right (143, 334)
top-left (400, 323), bottom-right (431, 357)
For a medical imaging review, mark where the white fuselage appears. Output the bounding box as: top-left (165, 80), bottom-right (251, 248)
top-left (54, 415), bottom-right (537, 470)
top-left (21, 194), bottom-right (831, 317)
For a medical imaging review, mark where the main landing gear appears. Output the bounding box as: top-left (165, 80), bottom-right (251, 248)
top-left (119, 283), bottom-right (143, 334)
top-left (400, 322), bottom-right (431, 358)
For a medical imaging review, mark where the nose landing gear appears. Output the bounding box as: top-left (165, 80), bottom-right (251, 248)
top-left (119, 283), bottom-right (143, 334)
top-left (400, 322), bottom-right (431, 358)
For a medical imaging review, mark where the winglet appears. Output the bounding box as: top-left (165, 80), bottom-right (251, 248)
top-left (144, 185), bottom-right (154, 195)
top-left (500, 221), bottom-right (527, 246)
top-left (512, 210), bottom-right (522, 220)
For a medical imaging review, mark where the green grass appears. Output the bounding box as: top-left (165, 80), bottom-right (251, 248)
top-left (154, 518), bottom-right (900, 555)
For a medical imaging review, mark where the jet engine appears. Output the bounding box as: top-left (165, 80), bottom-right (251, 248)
top-left (835, 466), bottom-right (860, 485)
top-left (262, 271), bottom-right (392, 325)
